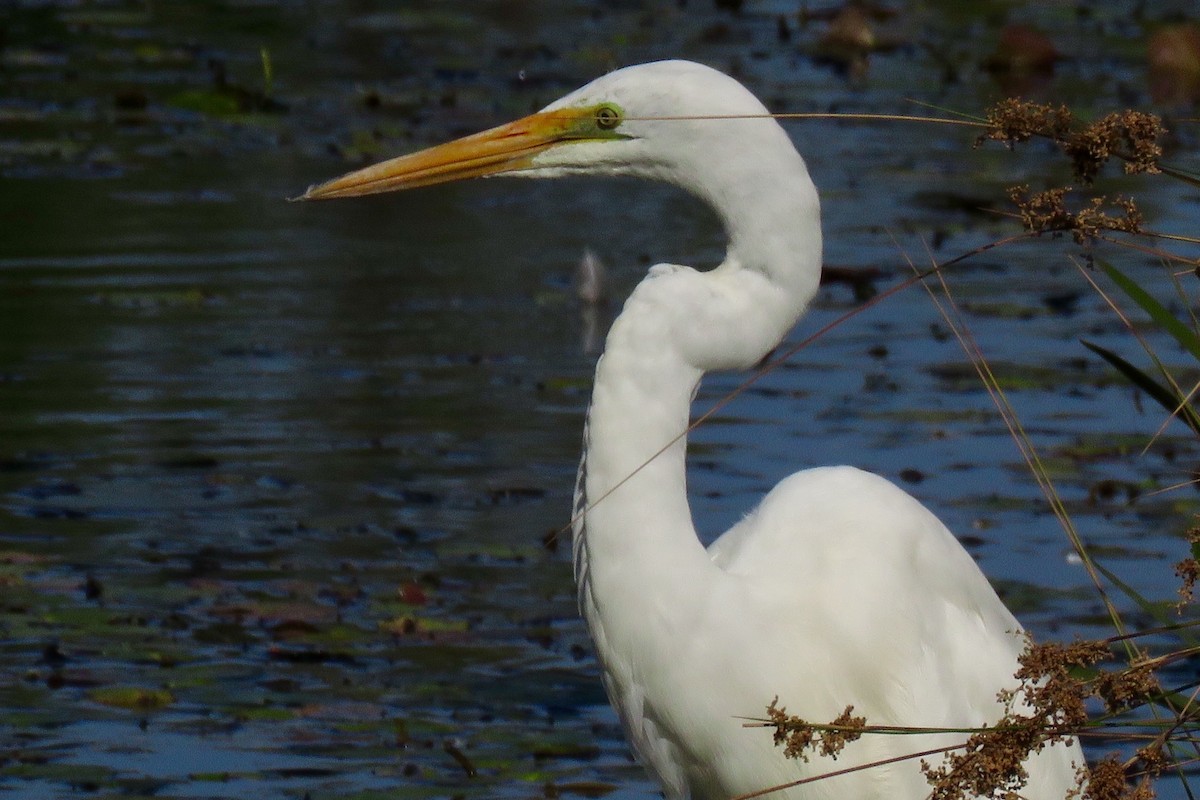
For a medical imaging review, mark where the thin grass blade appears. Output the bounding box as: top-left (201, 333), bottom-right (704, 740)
top-left (1099, 260), bottom-right (1200, 362)
top-left (1081, 340), bottom-right (1200, 435)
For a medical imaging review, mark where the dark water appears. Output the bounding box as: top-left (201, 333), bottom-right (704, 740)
top-left (2, 2), bottom-right (1199, 799)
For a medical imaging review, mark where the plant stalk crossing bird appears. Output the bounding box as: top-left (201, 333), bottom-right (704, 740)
top-left (301, 60), bottom-right (1082, 800)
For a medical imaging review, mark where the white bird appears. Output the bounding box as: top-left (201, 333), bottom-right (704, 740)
top-left (301, 60), bottom-right (1082, 800)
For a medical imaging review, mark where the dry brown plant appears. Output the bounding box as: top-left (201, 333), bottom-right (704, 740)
top-left (1007, 185), bottom-right (1143, 244)
top-left (1173, 528), bottom-right (1200, 611)
top-left (768, 635), bottom-right (1176, 800)
top-left (978, 99), bottom-right (1164, 184)
top-left (766, 698), bottom-right (866, 762)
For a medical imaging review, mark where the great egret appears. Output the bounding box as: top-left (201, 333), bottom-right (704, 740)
top-left (302, 60), bottom-right (1082, 800)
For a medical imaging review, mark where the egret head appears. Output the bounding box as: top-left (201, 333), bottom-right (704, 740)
top-left (297, 60), bottom-right (791, 202)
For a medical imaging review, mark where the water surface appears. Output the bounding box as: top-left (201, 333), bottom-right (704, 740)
top-left (2, 2), bottom-right (1198, 798)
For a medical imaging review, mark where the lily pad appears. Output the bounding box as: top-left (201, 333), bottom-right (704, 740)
top-left (89, 686), bottom-right (175, 710)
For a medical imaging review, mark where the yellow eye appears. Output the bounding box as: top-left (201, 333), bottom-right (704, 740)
top-left (595, 105), bottom-right (622, 130)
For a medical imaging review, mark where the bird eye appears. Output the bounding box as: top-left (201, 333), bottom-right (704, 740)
top-left (594, 105), bottom-right (622, 130)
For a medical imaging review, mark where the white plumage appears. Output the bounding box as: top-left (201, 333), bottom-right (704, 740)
top-left (303, 59), bottom-right (1083, 800)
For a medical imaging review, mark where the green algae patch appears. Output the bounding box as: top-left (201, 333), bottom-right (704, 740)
top-left (89, 686), bottom-right (175, 710)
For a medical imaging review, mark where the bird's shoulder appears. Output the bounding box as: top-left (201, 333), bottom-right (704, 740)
top-left (705, 465), bottom-right (1029, 727)
top-left (707, 464), bottom-right (1017, 632)
top-left (709, 465), bottom-right (948, 565)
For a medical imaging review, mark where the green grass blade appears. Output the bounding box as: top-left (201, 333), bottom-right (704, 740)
top-left (1099, 260), bottom-right (1200, 362)
top-left (1081, 340), bottom-right (1200, 435)
top-left (1158, 162), bottom-right (1200, 189)
top-left (1091, 557), bottom-right (1179, 633)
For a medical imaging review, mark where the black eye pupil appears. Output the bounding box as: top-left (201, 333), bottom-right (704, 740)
top-left (596, 107), bottom-right (620, 129)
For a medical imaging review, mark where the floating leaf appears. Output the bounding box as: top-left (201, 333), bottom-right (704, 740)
top-left (380, 615), bottom-right (468, 636)
top-left (168, 89), bottom-right (241, 117)
top-left (90, 686), bottom-right (174, 710)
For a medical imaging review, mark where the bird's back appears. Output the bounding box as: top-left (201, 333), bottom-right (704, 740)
top-left (667, 465), bottom-right (1085, 800)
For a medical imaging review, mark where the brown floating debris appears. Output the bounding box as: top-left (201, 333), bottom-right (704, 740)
top-left (1148, 22), bottom-right (1200, 105)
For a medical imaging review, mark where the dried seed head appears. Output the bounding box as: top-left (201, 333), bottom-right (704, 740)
top-left (820, 706), bottom-right (866, 759)
top-left (766, 699), bottom-right (865, 763)
top-left (1065, 111), bottom-right (1164, 184)
top-left (1091, 660), bottom-right (1160, 714)
top-left (980, 98), bottom-right (1073, 145)
top-left (1008, 186), bottom-right (1143, 244)
top-left (1084, 755), bottom-right (1155, 800)
top-left (980, 99), bottom-right (1164, 183)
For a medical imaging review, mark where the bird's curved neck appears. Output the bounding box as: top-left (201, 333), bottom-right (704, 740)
top-left (575, 137), bottom-right (822, 655)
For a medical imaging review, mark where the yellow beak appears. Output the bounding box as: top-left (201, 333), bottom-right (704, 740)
top-left (297, 106), bottom-right (613, 201)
